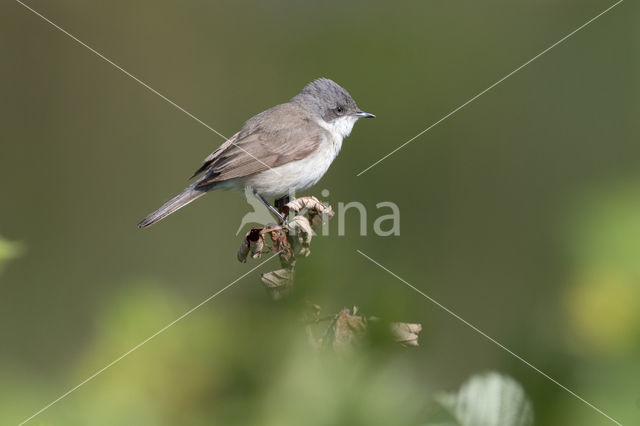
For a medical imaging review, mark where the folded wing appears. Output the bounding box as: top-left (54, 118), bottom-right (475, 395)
top-left (192, 103), bottom-right (323, 188)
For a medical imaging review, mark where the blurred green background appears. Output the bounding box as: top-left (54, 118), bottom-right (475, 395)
top-left (1, 0), bottom-right (638, 424)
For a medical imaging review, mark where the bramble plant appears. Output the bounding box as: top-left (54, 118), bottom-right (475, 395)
top-left (237, 194), bottom-right (421, 350)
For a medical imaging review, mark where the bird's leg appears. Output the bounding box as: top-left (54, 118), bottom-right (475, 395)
top-left (254, 192), bottom-right (286, 224)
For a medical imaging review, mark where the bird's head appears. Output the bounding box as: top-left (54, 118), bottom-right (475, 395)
top-left (292, 78), bottom-right (375, 139)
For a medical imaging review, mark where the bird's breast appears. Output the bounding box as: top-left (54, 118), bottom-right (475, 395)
top-left (241, 136), bottom-right (339, 197)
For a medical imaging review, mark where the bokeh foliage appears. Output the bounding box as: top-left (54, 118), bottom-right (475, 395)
top-left (1, 0), bottom-right (638, 424)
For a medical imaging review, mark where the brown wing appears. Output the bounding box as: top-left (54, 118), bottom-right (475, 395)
top-left (194, 104), bottom-right (323, 187)
top-left (189, 132), bottom-right (240, 179)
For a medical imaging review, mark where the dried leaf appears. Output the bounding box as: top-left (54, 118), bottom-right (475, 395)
top-left (332, 307), bottom-right (367, 354)
top-left (235, 196), bottom-right (337, 299)
top-left (247, 228), bottom-right (265, 259)
top-left (389, 322), bottom-right (422, 347)
top-left (309, 210), bottom-right (332, 229)
top-left (283, 196), bottom-right (323, 214)
top-left (237, 237), bottom-right (250, 263)
top-left (260, 268), bottom-right (294, 287)
top-left (287, 216), bottom-right (313, 257)
top-left (260, 268), bottom-right (294, 300)
top-left (237, 228), bottom-right (266, 262)
top-left (288, 216), bottom-right (313, 241)
top-left (284, 196), bottom-right (334, 230)
top-left (268, 228), bottom-right (287, 253)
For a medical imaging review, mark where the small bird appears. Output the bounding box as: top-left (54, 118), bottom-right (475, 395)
top-left (138, 78), bottom-right (374, 228)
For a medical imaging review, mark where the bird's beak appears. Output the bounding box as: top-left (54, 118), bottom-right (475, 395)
top-left (354, 109), bottom-right (375, 118)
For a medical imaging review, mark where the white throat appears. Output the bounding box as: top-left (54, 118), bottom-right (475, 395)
top-left (318, 115), bottom-right (357, 140)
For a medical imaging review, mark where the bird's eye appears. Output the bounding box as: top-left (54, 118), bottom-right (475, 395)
top-left (336, 105), bottom-right (343, 113)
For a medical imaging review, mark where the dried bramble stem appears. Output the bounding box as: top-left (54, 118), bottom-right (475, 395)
top-left (237, 195), bottom-right (421, 351)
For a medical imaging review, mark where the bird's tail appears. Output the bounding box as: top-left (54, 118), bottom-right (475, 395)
top-left (138, 184), bottom-right (208, 228)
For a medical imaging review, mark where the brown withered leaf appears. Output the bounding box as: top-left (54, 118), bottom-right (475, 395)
top-left (284, 196), bottom-right (334, 230)
top-left (237, 237), bottom-right (250, 263)
top-left (235, 197), bottom-right (339, 301)
top-left (306, 306), bottom-right (423, 352)
top-left (389, 322), bottom-right (422, 347)
top-left (282, 196), bottom-right (322, 214)
top-left (287, 216), bottom-right (313, 257)
top-left (260, 268), bottom-right (294, 300)
top-left (268, 228), bottom-right (289, 253)
top-left (332, 307), bottom-right (367, 354)
top-left (248, 228), bottom-right (265, 259)
top-left (238, 228), bottom-right (265, 262)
